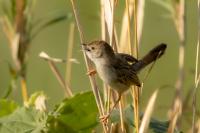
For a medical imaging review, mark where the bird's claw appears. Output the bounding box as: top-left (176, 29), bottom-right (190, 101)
top-left (99, 114), bottom-right (110, 124)
top-left (87, 69), bottom-right (97, 76)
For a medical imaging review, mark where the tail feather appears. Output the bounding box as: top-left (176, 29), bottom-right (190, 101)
top-left (132, 43), bottom-right (167, 72)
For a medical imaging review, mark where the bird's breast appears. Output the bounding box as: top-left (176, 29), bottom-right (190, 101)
top-left (95, 61), bottom-right (129, 93)
top-left (95, 61), bottom-right (116, 84)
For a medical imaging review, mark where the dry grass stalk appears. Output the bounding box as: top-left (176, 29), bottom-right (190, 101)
top-left (100, 0), bottom-right (106, 41)
top-left (188, 119), bottom-right (200, 133)
top-left (169, 0), bottom-right (185, 131)
top-left (65, 23), bottom-right (75, 86)
top-left (132, 0), bottom-right (139, 58)
top-left (102, 0), bottom-right (117, 48)
top-left (103, 0), bottom-right (125, 130)
top-left (39, 52), bottom-right (73, 97)
top-left (132, 0), bottom-right (140, 132)
top-left (192, 0), bottom-right (200, 132)
top-left (139, 89), bottom-right (158, 133)
top-left (136, 0), bottom-right (145, 44)
top-left (125, 0), bottom-right (132, 54)
top-left (119, 0), bottom-right (133, 53)
top-left (119, 101), bottom-right (125, 132)
top-left (70, 0), bottom-right (108, 132)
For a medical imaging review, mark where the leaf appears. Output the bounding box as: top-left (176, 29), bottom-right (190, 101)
top-left (0, 99), bottom-right (18, 118)
top-left (1, 63), bottom-right (18, 98)
top-left (47, 91), bottom-right (98, 133)
top-left (0, 107), bottom-right (47, 133)
top-left (30, 11), bottom-right (70, 40)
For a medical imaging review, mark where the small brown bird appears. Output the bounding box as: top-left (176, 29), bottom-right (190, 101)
top-left (82, 40), bottom-right (167, 119)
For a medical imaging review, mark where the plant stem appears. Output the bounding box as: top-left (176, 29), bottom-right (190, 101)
top-left (65, 23), bottom-right (75, 86)
top-left (70, 0), bottom-right (108, 132)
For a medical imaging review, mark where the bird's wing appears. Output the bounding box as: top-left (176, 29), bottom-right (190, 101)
top-left (112, 59), bottom-right (141, 87)
top-left (115, 53), bottom-right (138, 64)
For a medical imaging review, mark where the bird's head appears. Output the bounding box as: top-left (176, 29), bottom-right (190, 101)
top-left (82, 40), bottom-right (114, 62)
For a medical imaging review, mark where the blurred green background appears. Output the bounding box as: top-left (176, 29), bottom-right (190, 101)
top-left (0, 0), bottom-right (199, 131)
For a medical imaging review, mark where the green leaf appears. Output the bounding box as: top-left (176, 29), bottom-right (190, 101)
top-left (2, 65), bottom-right (18, 98)
top-left (30, 11), bottom-right (70, 40)
top-left (0, 99), bottom-right (18, 118)
top-left (47, 91), bottom-right (98, 133)
top-left (0, 107), bottom-right (47, 133)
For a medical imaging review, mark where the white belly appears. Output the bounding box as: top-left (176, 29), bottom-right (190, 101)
top-left (96, 63), bottom-right (116, 84)
top-left (95, 61), bottom-right (129, 93)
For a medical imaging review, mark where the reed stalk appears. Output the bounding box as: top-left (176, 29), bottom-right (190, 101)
top-left (192, 2), bottom-right (200, 130)
top-left (168, 0), bottom-right (185, 132)
top-left (65, 23), bottom-right (75, 88)
top-left (132, 0), bottom-right (140, 132)
top-left (69, 0), bottom-right (108, 132)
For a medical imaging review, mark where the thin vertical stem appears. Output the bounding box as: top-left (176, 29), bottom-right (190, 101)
top-left (125, 0), bottom-right (133, 54)
top-left (192, 41), bottom-right (199, 133)
top-left (16, 0), bottom-right (29, 102)
top-left (133, 0), bottom-right (138, 58)
top-left (132, 0), bottom-right (139, 133)
top-left (20, 78), bottom-right (28, 103)
top-left (168, 0), bottom-right (185, 132)
top-left (48, 61), bottom-right (73, 97)
top-left (119, 101), bottom-right (125, 132)
top-left (137, 0), bottom-right (145, 44)
top-left (192, 5), bottom-right (200, 130)
top-left (70, 0), bottom-right (108, 132)
top-left (65, 23), bottom-right (75, 86)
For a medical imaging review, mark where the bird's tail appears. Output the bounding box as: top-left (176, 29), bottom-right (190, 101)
top-left (132, 43), bottom-right (167, 72)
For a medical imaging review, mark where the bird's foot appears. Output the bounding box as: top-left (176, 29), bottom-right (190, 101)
top-left (99, 114), bottom-right (110, 124)
top-left (87, 69), bottom-right (97, 76)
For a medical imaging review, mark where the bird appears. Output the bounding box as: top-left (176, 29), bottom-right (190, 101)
top-left (82, 40), bottom-right (167, 120)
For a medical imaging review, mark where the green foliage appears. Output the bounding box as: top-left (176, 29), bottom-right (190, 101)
top-left (0, 91), bottom-right (98, 133)
top-left (0, 99), bottom-right (18, 118)
top-left (0, 107), bottom-right (47, 133)
top-left (30, 10), bottom-right (70, 40)
top-left (46, 91), bottom-right (98, 133)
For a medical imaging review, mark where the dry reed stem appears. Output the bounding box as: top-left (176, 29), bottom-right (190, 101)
top-left (65, 23), bottom-right (75, 86)
top-left (48, 61), bottom-right (73, 97)
top-left (39, 52), bottom-right (73, 97)
top-left (110, 0), bottom-right (125, 130)
top-left (102, 0), bottom-right (117, 48)
top-left (192, 22), bottom-right (200, 132)
top-left (169, 0), bottom-right (185, 131)
top-left (132, 0), bottom-right (140, 132)
top-left (125, 0), bottom-right (133, 54)
top-left (70, 0), bottom-right (108, 132)
top-left (15, 0), bottom-right (30, 102)
top-left (139, 90), bottom-right (158, 133)
top-left (100, 0), bottom-right (106, 41)
top-left (132, 87), bottom-right (139, 133)
top-left (137, 0), bottom-right (145, 44)
top-left (21, 78), bottom-right (28, 103)
top-left (119, 0), bottom-right (133, 53)
top-left (133, 0), bottom-right (138, 58)
top-left (119, 101), bottom-right (125, 132)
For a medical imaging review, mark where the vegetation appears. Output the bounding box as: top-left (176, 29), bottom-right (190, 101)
top-left (0, 0), bottom-right (199, 133)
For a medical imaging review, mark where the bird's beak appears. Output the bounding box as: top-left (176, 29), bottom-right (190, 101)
top-left (81, 43), bottom-right (89, 51)
top-left (81, 43), bottom-right (87, 46)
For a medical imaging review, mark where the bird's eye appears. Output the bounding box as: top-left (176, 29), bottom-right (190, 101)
top-left (91, 47), bottom-right (95, 50)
